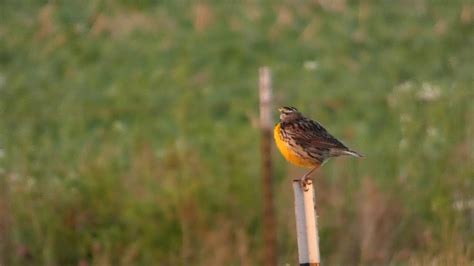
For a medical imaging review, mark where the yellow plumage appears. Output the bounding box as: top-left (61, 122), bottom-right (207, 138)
top-left (274, 122), bottom-right (316, 168)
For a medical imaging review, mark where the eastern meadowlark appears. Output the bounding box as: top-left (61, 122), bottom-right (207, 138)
top-left (274, 106), bottom-right (362, 186)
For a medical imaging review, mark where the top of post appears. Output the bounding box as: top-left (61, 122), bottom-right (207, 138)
top-left (259, 66), bottom-right (272, 130)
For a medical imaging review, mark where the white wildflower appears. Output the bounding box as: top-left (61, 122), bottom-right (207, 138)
top-left (427, 127), bottom-right (439, 138)
top-left (453, 198), bottom-right (474, 211)
top-left (388, 81), bottom-right (414, 108)
top-left (113, 120), bottom-right (126, 132)
top-left (303, 60), bottom-right (319, 71)
top-left (417, 82), bottom-right (441, 101)
top-left (397, 81), bottom-right (414, 93)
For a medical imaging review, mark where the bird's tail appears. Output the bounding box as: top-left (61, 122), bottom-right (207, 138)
top-left (342, 149), bottom-right (364, 158)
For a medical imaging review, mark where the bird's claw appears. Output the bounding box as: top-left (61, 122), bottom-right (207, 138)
top-left (301, 177), bottom-right (312, 191)
top-left (292, 176), bottom-right (313, 191)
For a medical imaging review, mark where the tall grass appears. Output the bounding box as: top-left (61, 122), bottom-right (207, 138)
top-left (1, 1), bottom-right (473, 265)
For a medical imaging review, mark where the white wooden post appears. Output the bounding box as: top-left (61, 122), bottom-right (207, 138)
top-left (293, 180), bottom-right (321, 266)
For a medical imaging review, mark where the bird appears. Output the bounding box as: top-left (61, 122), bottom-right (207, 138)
top-left (274, 106), bottom-right (362, 187)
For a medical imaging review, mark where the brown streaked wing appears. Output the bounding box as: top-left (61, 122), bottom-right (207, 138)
top-left (291, 118), bottom-right (349, 151)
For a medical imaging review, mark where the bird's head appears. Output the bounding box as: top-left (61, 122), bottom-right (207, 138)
top-left (278, 106), bottom-right (302, 122)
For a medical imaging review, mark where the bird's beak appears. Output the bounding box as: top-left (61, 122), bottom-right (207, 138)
top-left (278, 107), bottom-right (283, 113)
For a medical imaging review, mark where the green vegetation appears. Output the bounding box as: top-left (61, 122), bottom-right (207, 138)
top-left (1, 1), bottom-right (473, 265)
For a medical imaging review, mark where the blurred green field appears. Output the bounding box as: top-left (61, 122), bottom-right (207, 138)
top-left (1, 1), bottom-right (473, 265)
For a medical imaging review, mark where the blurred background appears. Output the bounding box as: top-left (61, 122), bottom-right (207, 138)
top-left (1, 0), bottom-right (473, 265)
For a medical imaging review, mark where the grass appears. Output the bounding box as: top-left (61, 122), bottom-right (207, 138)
top-left (0, 0), bottom-right (473, 265)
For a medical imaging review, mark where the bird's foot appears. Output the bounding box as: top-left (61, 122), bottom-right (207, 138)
top-left (294, 177), bottom-right (313, 192)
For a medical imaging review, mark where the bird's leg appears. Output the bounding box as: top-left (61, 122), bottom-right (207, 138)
top-left (300, 166), bottom-right (318, 191)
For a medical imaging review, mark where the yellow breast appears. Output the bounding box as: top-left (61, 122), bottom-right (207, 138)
top-left (273, 123), bottom-right (316, 168)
